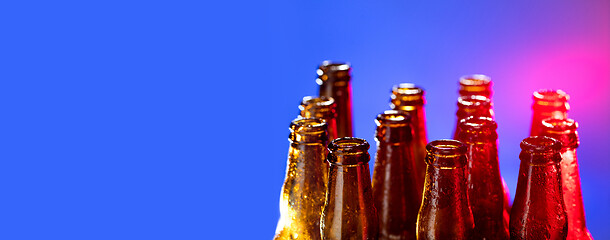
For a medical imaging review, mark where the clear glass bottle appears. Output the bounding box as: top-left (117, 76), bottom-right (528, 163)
top-left (510, 136), bottom-right (568, 240)
top-left (316, 61), bottom-right (353, 138)
top-left (529, 89), bottom-right (569, 136)
top-left (274, 118), bottom-right (329, 240)
top-left (299, 96), bottom-right (338, 141)
top-left (417, 140), bottom-right (474, 240)
top-left (540, 118), bottom-right (593, 240)
top-left (373, 110), bottom-right (421, 240)
top-left (321, 137), bottom-right (379, 240)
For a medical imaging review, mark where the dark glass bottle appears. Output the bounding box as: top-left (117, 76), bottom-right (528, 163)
top-left (452, 95), bottom-right (494, 140)
top-left (529, 89), bottom-right (570, 136)
top-left (373, 110), bottom-right (421, 240)
top-left (417, 140), bottom-right (474, 240)
top-left (456, 117), bottom-right (509, 240)
top-left (274, 118), bottom-right (328, 240)
top-left (321, 137), bottom-right (379, 240)
top-left (510, 136), bottom-right (568, 240)
top-left (390, 83), bottom-right (428, 194)
top-left (540, 118), bottom-right (593, 240)
top-left (299, 96), bottom-right (338, 141)
top-left (316, 61), bottom-right (353, 138)
top-left (459, 74), bottom-right (492, 98)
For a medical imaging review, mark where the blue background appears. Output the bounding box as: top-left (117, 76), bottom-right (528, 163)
top-left (2, 0), bottom-right (609, 239)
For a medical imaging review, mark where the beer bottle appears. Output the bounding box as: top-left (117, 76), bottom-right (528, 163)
top-left (540, 118), bottom-right (593, 240)
top-left (529, 89), bottom-right (569, 136)
top-left (274, 118), bottom-right (329, 240)
top-left (452, 95), bottom-right (494, 140)
top-left (417, 139), bottom-right (474, 240)
top-left (373, 110), bottom-right (421, 240)
top-left (459, 74), bottom-right (493, 98)
top-left (456, 117), bottom-right (509, 239)
top-left (510, 136), bottom-right (568, 240)
top-left (321, 137), bottom-right (379, 240)
top-left (390, 83), bottom-right (428, 194)
top-left (316, 61), bottom-right (353, 138)
top-left (299, 96), bottom-right (338, 141)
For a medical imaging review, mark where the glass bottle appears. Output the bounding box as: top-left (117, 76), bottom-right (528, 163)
top-left (417, 140), bottom-right (474, 240)
top-left (316, 61), bottom-right (353, 138)
top-left (529, 89), bottom-right (570, 136)
top-left (459, 74), bottom-right (493, 98)
top-left (540, 118), bottom-right (593, 240)
top-left (373, 110), bottom-right (421, 240)
top-left (456, 117), bottom-right (509, 239)
top-left (510, 136), bottom-right (568, 240)
top-left (390, 83), bottom-right (428, 194)
top-left (452, 95), bottom-right (494, 140)
top-left (299, 96), bottom-right (338, 141)
top-left (321, 137), bottom-right (379, 240)
top-left (274, 118), bottom-right (329, 240)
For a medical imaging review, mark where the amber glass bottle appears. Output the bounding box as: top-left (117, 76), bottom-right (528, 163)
top-left (417, 140), bottom-right (474, 240)
top-left (510, 136), bottom-right (568, 240)
top-left (459, 74), bottom-right (493, 98)
top-left (456, 117), bottom-right (509, 240)
top-left (529, 89), bottom-right (570, 136)
top-left (321, 137), bottom-right (379, 240)
top-left (452, 95), bottom-right (494, 140)
top-left (316, 61), bottom-right (353, 138)
top-left (540, 118), bottom-right (593, 240)
top-left (390, 83), bottom-right (428, 194)
top-left (373, 110), bottom-right (421, 240)
top-left (274, 118), bottom-right (329, 240)
top-left (299, 96), bottom-right (338, 141)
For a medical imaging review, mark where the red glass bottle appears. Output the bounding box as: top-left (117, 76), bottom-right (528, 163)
top-left (452, 95), bottom-right (494, 140)
top-left (275, 118), bottom-right (329, 240)
top-left (373, 110), bottom-right (421, 240)
top-left (510, 136), bottom-right (568, 240)
top-left (390, 83), bottom-right (428, 195)
top-left (529, 89), bottom-right (570, 136)
top-left (459, 74), bottom-right (493, 98)
top-left (456, 117), bottom-right (509, 239)
top-left (316, 61), bottom-right (353, 138)
top-left (540, 118), bottom-right (593, 240)
top-left (417, 140), bottom-right (474, 240)
top-left (299, 96), bottom-right (338, 141)
top-left (321, 137), bottom-right (379, 240)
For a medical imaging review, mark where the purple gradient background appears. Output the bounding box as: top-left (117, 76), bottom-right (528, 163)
top-left (1, 0), bottom-right (608, 239)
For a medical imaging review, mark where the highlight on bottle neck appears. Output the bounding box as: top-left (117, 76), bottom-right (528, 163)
top-left (457, 95), bottom-right (492, 113)
top-left (459, 74), bottom-right (492, 97)
top-left (390, 83), bottom-right (425, 109)
top-left (519, 136), bottom-right (562, 165)
top-left (299, 96), bottom-right (337, 120)
top-left (541, 118), bottom-right (580, 149)
top-left (289, 118), bottom-right (328, 144)
top-left (457, 116), bottom-right (498, 142)
top-left (425, 139), bottom-right (467, 168)
top-left (316, 61), bottom-right (351, 86)
top-left (375, 110), bottom-right (413, 143)
top-left (327, 137), bottom-right (371, 165)
top-left (532, 89), bottom-right (570, 111)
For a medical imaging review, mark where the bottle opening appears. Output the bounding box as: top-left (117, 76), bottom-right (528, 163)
top-left (300, 96), bottom-right (335, 107)
top-left (426, 139), bottom-right (467, 156)
top-left (390, 83), bottom-right (425, 108)
top-left (459, 116), bottom-right (497, 131)
top-left (316, 61), bottom-right (351, 84)
top-left (375, 110), bottom-right (411, 127)
top-left (457, 95), bottom-right (491, 108)
top-left (290, 118), bottom-right (327, 134)
top-left (327, 137), bottom-right (371, 165)
top-left (392, 83), bottom-right (424, 96)
top-left (520, 136), bottom-right (562, 153)
top-left (542, 118), bottom-right (577, 132)
top-left (459, 74), bottom-right (491, 86)
top-left (532, 89), bottom-right (570, 110)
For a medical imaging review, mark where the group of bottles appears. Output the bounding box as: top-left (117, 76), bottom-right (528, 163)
top-left (274, 61), bottom-right (593, 240)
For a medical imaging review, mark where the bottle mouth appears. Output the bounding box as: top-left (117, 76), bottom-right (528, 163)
top-left (459, 116), bottom-right (497, 131)
top-left (375, 110), bottom-right (411, 127)
top-left (290, 118), bottom-right (327, 134)
top-left (392, 83), bottom-right (424, 96)
top-left (541, 118), bottom-right (579, 148)
top-left (533, 89), bottom-right (570, 106)
top-left (426, 139), bottom-right (467, 156)
top-left (316, 61), bottom-right (351, 84)
top-left (520, 136), bottom-right (562, 152)
top-left (459, 74), bottom-right (491, 86)
top-left (457, 95), bottom-right (491, 108)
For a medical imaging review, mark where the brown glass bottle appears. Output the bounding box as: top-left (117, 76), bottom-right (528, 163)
top-left (299, 96), bottom-right (338, 141)
top-left (417, 140), bottom-right (474, 240)
top-left (459, 74), bottom-right (493, 98)
top-left (316, 61), bottom-right (353, 138)
top-left (529, 89), bottom-right (570, 136)
top-left (390, 83), bottom-right (428, 195)
top-left (274, 118), bottom-right (329, 240)
top-left (456, 117), bottom-right (509, 240)
top-left (321, 137), bottom-right (379, 240)
top-left (540, 118), bottom-right (593, 240)
top-left (510, 136), bottom-right (568, 240)
top-left (372, 110), bottom-right (421, 240)
top-left (452, 95), bottom-right (494, 140)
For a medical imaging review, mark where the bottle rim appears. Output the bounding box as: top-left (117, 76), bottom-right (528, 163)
top-left (457, 95), bottom-right (491, 108)
top-left (459, 74), bottom-right (491, 86)
top-left (328, 137), bottom-right (370, 155)
top-left (375, 110), bottom-right (411, 127)
top-left (459, 116), bottom-right (497, 131)
top-left (290, 118), bottom-right (327, 133)
top-left (520, 136), bottom-right (562, 152)
top-left (426, 139), bottom-right (467, 156)
top-left (533, 89), bottom-right (570, 102)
